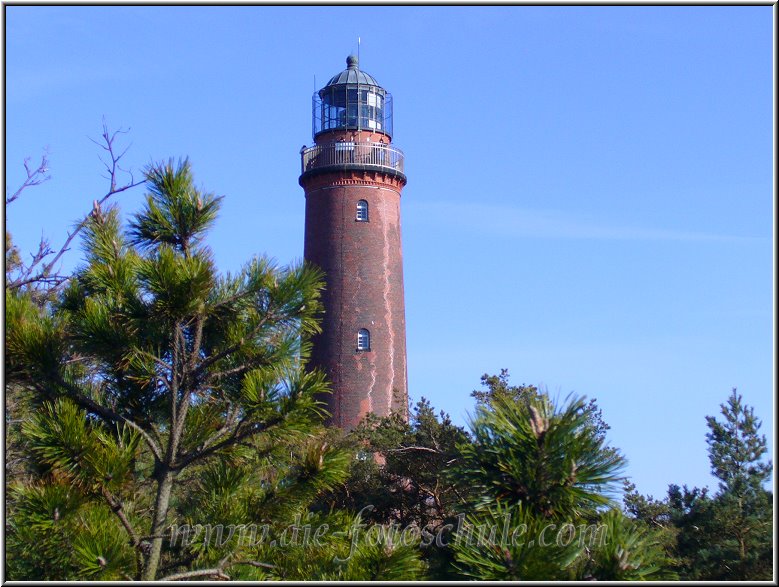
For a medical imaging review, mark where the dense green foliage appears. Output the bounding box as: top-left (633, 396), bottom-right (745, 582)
top-left (4, 159), bottom-right (423, 580)
top-left (314, 399), bottom-right (474, 579)
top-left (622, 389), bottom-right (773, 580)
top-left (449, 376), bottom-right (676, 580)
top-left (5, 157), bottom-right (771, 581)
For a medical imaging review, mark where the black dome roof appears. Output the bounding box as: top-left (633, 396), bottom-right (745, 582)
top-left (322, 55), bottom-right (383, 89)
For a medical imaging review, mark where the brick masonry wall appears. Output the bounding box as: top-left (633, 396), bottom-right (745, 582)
top-left (302, 164), bottom-right (408, 429)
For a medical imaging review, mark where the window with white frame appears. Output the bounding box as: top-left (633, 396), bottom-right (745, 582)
top-left (357, 328), bottom-right (371, 351)
top-left (356, 200), bottom-right (369, 222)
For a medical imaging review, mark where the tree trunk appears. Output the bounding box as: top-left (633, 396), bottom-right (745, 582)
top-left (142, 469), bottom-right (176, 581)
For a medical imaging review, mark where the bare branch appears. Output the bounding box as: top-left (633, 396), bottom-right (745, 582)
top-left (6, 123), bottom-right (144, 300)
top-left (159, 568), bottom-right (230, 581)
top-left (231, 560), bottom-right (277, 571)
top-left (38, 178), bottom-right (144, 280)
top-left (386, 445), bottom-right (442, 455)
top-left (6, 152), bottom-right (51, 205)
top-left (158, 557), bottom-right (277, 581)
top-left (157, 551), bottom-right (235, 581)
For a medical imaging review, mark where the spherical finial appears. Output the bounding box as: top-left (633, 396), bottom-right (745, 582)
top-left (346, 55), bottom-right (358, 69)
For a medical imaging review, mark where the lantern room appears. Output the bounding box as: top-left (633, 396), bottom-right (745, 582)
top-left (312, 55), bottom-right (394, 139)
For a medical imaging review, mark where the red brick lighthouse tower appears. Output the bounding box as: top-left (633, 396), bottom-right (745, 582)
top-left (300, 55), bottom-right (408, 429)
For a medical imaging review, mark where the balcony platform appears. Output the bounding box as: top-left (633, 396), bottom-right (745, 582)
top-left (300, 142), bottom-right (406, 184)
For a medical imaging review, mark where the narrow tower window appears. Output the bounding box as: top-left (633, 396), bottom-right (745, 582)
top-left (356, 200), bottom-right (369, 222)
top-left (357, 328), bottom-right (371, 351)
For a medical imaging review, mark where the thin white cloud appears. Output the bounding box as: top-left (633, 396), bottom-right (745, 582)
top-left (407, 201), bottom-right (765, 242)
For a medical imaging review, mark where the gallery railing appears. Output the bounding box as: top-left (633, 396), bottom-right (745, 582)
top-left (301, 142), bottom-right (404, 177)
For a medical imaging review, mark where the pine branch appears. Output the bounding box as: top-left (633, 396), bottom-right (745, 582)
top-left (159, 568), bottom-right (231, 581)
top-left (51, 375), bottom-right (164, 464)
top-left (231, 560), bottom-right (278, 571)
top-left (175, 414), bottom-right (284, 470)
top-left (101, 487), bottom-right (145, 579)
top-left (386, 445), bottom-right (442, 454)
top-left (206, 364), bottom-right (253, 383)
top-left (189, 404), bottom-right (241, 456)
top-left (193, 310), bottom-right (280, 379)
top-left (101, 487), bottom-right (141, 545)
top-left (158, 558), bottom-right (278, 581)
top-left (168, 323), bottom-right (196, 465)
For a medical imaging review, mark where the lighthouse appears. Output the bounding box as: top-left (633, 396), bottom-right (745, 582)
top-left (300, 55), bottom-right (408, 429)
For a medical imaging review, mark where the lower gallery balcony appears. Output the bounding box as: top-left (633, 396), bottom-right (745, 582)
top-left (300, 141), bottom-right (406, 184)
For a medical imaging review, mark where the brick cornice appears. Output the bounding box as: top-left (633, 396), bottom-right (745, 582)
top-left (301, 170), bottom-right (406, 192)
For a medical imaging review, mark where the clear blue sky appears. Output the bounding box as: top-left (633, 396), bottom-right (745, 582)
top-left (4, 5), bottom-right (773, 500)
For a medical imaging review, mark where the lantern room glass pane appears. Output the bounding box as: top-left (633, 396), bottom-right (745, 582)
top-left (313, 87), bottom-right (393, 138)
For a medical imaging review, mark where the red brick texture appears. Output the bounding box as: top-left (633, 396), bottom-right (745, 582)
top-left (301, 137), bottom-right (408, 429)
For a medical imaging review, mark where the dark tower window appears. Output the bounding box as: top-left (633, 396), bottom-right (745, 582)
top-left (356, 200), bottom-right (369, 222)
top-left (357, 329), bottom-right (371, 351)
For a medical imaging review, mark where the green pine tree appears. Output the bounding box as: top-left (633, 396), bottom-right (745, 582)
top-left (5, 158), bottom-right (356, 580)
top-left (703, 388), bottom-right (772, 579)
top-left (317, 398), bottom-right (473, 578)
top-left (453, 374), bottom-right (677, 579)
top-left (666, 483), bottom-right (716, 579)
top-left (706, 388), bottom-right (771, 497)
top-left (623, 389), bottom-right (773, 580)
top-left (459, 389), bottom-right (625, 519)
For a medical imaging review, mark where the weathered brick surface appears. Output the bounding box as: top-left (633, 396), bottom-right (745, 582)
top-left (301, 132), bottom-right (408, 429)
